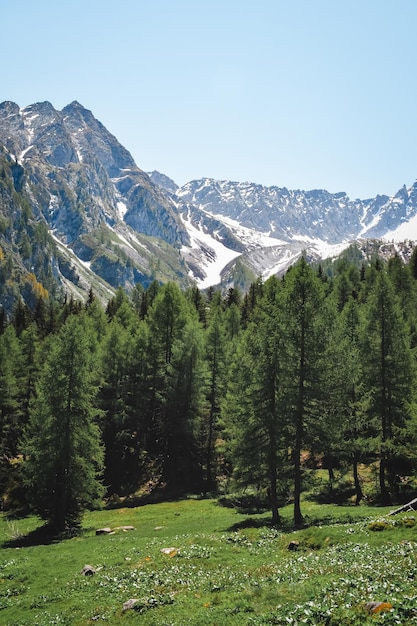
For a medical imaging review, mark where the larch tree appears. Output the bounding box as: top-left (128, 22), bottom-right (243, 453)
top-left (22, 314), bottom-right (104, 532)
top-left (204, 302), bottom-right (227, 490)
top-left (146, 282), bottom-right (198, 491)
top-left (0, 326), bottom-right (21, 460)
top-left (327, 296), bottom-right (367, 504)
top-left (281, 257), bottom-right (330, 526)
top-left (163, 317), bottom-right (207, 491)
top-left (99, 318), bottom-right (131, 495)
top-left (361, 268), bottom-right (417, 503)
top-left (223, 277), bottom-right (287, 525)
top-left (0, 326), bottom-right (21, 499)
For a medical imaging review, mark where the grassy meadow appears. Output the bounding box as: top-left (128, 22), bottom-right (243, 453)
top-left (1, 496), bottom-right (417, 625)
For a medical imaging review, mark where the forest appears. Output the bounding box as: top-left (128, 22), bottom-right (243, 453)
top-left (2, 246), bottom-right (417, 533)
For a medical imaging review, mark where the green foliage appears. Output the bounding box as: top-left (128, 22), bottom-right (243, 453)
top-left (361, 268), bottom-right (417, 502)
top-left (21, 315), bottom-right (104, 531)
top-left (3, 252), bottom-right (417, 533)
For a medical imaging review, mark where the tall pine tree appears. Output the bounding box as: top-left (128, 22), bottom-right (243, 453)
top-left (281, 257), bottom-right (329, 526)
top-left (22, 315), bottom-right (104, 531)
top-left (361, 268), bottom-right (417, 502)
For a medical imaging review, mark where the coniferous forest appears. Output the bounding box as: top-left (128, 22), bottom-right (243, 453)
top-left (2, 248), bottom-right (417, 533)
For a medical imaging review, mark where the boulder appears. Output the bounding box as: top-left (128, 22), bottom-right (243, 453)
top-left (122, 598), bottom-right (139, 612)
top-left (96, 527), bottom-right (113, 535)
top-left (160, 547), bottom-right (178, 557)
top-left (81, 565), bottom-right (96, 576)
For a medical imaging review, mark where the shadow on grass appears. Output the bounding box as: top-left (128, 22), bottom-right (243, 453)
top-left (2, 523), bottom-right (80, 549)
top-left (225, 516), bottom-right (297, 533)
top-left (103, 483), bottom-right (207, 509)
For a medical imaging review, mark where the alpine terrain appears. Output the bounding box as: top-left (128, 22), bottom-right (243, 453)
top-left (0, 99), bottom-right (416, 312)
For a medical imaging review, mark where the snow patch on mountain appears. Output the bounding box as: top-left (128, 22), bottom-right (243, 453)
top-left (117, 201), bottom-right (128, 218)
top-left (213, 213), bottom-right (286, 248)
top-left (180, 210), bottom-right (241, 288)
top-left (383, 212), bottom-right (417, 242)
top-left (262, 249), bottom-right (303, 279)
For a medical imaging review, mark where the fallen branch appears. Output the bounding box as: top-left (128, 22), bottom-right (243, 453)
top-left (388, 497), bottom-right (417, 516)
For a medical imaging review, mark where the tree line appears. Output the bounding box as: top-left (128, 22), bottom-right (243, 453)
top-left (2, 247), bottom-right (417, 531)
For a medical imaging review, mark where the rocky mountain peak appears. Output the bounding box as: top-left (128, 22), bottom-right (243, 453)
top-left (0, 100), bottom-right (191, 307)
top-left (1, 98), bottom-right (417, 311)
top-left (148, 170), bottom-right (179, 194)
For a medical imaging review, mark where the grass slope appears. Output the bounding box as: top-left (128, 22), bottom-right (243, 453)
top-left (1, 498), bottom-right (417, 625)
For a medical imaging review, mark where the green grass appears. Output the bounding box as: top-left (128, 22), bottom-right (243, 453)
top-left (1, 498), bottom-right (417, 625)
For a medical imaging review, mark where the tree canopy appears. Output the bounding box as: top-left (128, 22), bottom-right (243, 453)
top-left (2, 251), bottom-right (417, 529)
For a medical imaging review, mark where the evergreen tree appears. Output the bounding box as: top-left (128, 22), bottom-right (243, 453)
top-left (224, 284), bottom-right (287, 524)
top-left (0, 326), bottom-right (21, 460)
top-left (12, 298), bottom-right (31, 336)
top-left (187, 285), bottom-right (208, 326)
top-left (146, 283), bottom-right (196, 489)
top-left (387, 253), bottom-right (417, 348)
top-left (204, 303), bottom-right (227, 489)
top-left (327, 297), bottom-right (367, 504)
top-left (99, 319), bottom-right (130, 494)
top-left (17, 323), bottom-right (39, 429)
top-left (22, 315), bottom-right (104, 531)
top-left (281, 257), bottom-right (329, 526)
top-left (0, 326), bottom-right (21, 500)
top-left (163, 317), bottom-right (207, 491)
top-left (124, 319), bottom-right (153, 486)
top-left (361, 268), bottom-right (417, 502)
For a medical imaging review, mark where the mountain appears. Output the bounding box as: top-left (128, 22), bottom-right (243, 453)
top-left (171, 178), bottom-right (417, 288)
top-left (0, 99), bottom-right (417, 313)
top-left (0, 100), bottom-right (193, 311)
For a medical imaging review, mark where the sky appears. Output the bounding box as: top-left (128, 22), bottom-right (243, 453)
top-left (2, 0), bottom-right (417, 199)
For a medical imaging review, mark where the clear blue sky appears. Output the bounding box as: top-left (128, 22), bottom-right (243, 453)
top-left (3, 0), bottom-right (417, 199)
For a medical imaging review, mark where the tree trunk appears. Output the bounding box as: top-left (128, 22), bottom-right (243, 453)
top-left (270, 469), bottom-right (281, 525)
top-left (352, 455), bottom-right (363, 505)
top-left (379, 453), bottom-right (389, 503)
top-left (268, 428), bottom-right (280, 525)
top-left (206, 404), bottom-right (215, 490)
top-left (293, 416), bottom-right (304, 527)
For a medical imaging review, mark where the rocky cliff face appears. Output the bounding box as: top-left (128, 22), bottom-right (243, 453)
top-left (171, 177), bottom-right (417, 287)
top-left (1, 99), bottom-right (417, 313)
top-left (0, 101), bottom-right (193, 312)
top-left (175, 177), bottom-right (417, 244)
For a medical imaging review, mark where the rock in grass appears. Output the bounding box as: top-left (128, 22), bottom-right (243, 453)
top-left (81, 565), bottom-right (96, 576)
top-left (96, 526), bottom-right (134, 535)
top-left (160, 547), bottom-right (179, 557)
top-left (122, 598), bottom-right (139, 611)
top-left (96, 527), bottom-right (113, 535)
top-left (287, 540), bottom-right (300, 551)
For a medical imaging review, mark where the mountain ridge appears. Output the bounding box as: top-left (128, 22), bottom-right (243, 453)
top-left (0, 99), bottom-right (416, 312)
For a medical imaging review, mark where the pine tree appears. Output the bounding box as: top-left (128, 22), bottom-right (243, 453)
top-left (281, 257), bottom-right (329, 526)
top-left (17, 323), bottom-right (39, 429)
top-left (146, 282), bottom-right (197, 490)
top-left (99, 319), bottom-right (130, 495)
top-left (0, 326), bottom-right (21, 500)
top-left (204, 303), bottom-right (227, 490)
top-left (22, 315), bottom-right (104, 531)
top-left (223, 279), bottom-right (287, 524)
top-left (361, 268), bottom-right (417, 502)
top-left (163, 317), bottom-right (207, 491)
top-left (124, 320), bottom-right (153, 486)
top-left (0, 326), bottom-right (21, 460)
top-left (327, 297), bottom-right (367, 504)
